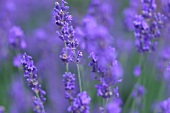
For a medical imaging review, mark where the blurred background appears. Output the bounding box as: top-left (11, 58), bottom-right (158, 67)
top-left (0, 0), bottom-right (169, 113)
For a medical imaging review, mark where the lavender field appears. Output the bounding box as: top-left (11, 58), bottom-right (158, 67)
top-left (0, 0), bottom-right (170, 113)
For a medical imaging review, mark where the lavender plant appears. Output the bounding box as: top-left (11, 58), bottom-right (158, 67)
top-left (21, 53), bottom-right (46, 113)
top-left (1, 0), bottom-right (170, 113)
top-left (53, 0), bottom-right (91, 112)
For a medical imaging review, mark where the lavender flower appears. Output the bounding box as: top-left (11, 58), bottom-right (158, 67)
top-left (133, 0), bottom-right (167, 52)
top-left (13, 54), bottom-right (22, 67)
top-left (133, 65), bottom-right (141, 77)
top-left (63, 72), bottom-right (76, 101)
top-left (131, 84), bottom-right (146, 106)
top-left (54, 0), bottom-right (82, 64)
top-left (9, 26), bottom-right (26, 50)
top-left (68, 91), bottom-right (91, 113)
top-left (88, 0), bottom-right (114, 27)
top-left (21, 53), bottom-right (46, 113)
top-left (160, 98), bottom-right (170, 113)
top-left (10, 76), bottom-right (31, 113)
top-left (0, 106), bottom-right (4, 113)
top-left (123, 0), bottom-right (140, 31)
top-left (106, 98), bottom-right (122, 113)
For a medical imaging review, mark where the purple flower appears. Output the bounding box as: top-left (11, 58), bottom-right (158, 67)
top-left (33, 96), bottom-right (45, 113)
top-left (8, 26), bottom-right (26, 49)
top-left (0, 106), bottom-right (5, 113)
top-left (133, 66), bottom-right (141, 77)
top-left (141, 0), bottom-right (156, 18)
top-left (53, 1), bottom-right (72, 27)
top-left (63, 72), bottom-right (76, 100)
top-left (60, 47), bottom-right (74, 63)
top-left (88, 0), bottom-right (114, 27)
top-left (160, 98), bottom-right (170, 113)
top-left (131, 84), bottom-right (146, 104)
top-left (10, 76), bottom-right (31, 113)
top-left (68, 91), bottom-right (91, 113)
top-left (21, 53), bottom-right (46, 113)
top-left (123, 0), bottom-right (140, 31)
top-left (133, 0), bottom-right (167, 53)
top-left (54, 0), bottom-right (81, 64)
top-left (13, 54), bottom-right (22, 67)
top-left (106, 98), bottom-right (122, 113)
top-left (95, 81), bottom-right (112, 98)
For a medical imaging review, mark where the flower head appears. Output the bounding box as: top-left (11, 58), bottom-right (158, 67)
top-left (68, 91), bottom-right (91, 113)
top-left (63, 72), bottom-right (76, 100)
top-left (160, 98), bottom-right (170, 113)
top-left (9, 26), bottom-right (26, 49)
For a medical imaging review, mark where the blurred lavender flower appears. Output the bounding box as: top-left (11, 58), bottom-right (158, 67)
top-left (123, 0), bottom-right (140, 31)
top-left (133, 65), bottom-right (141, 77)
top-left (131, 84), bottom-right (146, 111)
top-left (13, 54), bottom-right (22, 67)
top-left (161, 0), bottom-right (170, 18)
top-left (0, 106), bottom-right (4, 113)
top-left (133, 0), bottom-right (167, 53)
top-left (160, 98), bottom-right (170, 113)
top-left (88, 0), bottom-right (114, 28)
top-left (10, 76), bottom-right (31, 113)
top-left (21, 53), bottom-right (46, 113)
top-left (9, 26), bottom-right (26, 50)
top-left (89, 49), bottom-right (122, 99)
top-left (68, 91), bottom-right (91, 113)
top-left (106, 98), bottom-right (122, 113)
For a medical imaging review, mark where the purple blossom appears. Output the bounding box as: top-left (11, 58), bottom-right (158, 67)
top-left (95, 81), bottom-right (112, 98)
top-left (0, 106), bottom-right (4, 113)
top-left (10, 76), bottom-right (31, 113)
top-left (123, 0), bottom-right (140, 31)
top-left (21, 53), bottom-right (46, 113)
top-left (133, 0), bottom-right (167, 53)
top-left (8, 26), bottom-right (26, 49)
top-left (88, 0), bottom-right (114, 27)
top-left (106, 98), bottom-right (122, 113)
top-left (13, 54), bottom-right (22, 67)
top-left (53, 1), bottom-right (72, 27)
top-left (160, 98), bottom-right (170, 113)
top-left (63, 72), bottom-right (76, 101)
top-left (54, 0), bottom-right (82, 64)
top-left (60, 47), bottom-right (74, 63)
top-left (133, 66), bottom-right (141, 77)
top-left (33, 96), bottom-right (45, 113)
top-left (131, 84), bottom-right (146, 104)
top-left (68, 91), bottom-right (91, 113)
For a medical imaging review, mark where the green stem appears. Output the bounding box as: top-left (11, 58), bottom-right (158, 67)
top-left (104, 98), bottom-right (109, 113)
top-left (76, 63), bottom-right (82, 92)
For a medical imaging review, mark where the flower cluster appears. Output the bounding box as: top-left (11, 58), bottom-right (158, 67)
top-left (75, 0), bottom-right (122, 101)
top-left (54, 1), bottom-right (91, 112)
top-left (133, 0), bottom-right (167, 53)
top-left (9, 26), bottom-right (26, 50)
top-left (21, 53), bottom-right (46, 113)
top-left (54, 0), bottom-right (81, 64)
top-left (8, 26), bottom-right (27, 67)
top-left (123, 0), bottom-right (140, 31)
top-left (68, 91), bottom-right (91, 113)
top-left (0, 106), bottom-right (4, 113)
top-left (63, 72), bottom-right (75, 101)
top-left (89, 48), bottom-right (122, 99)
top-left (131, 84), bottom-right (146, 111)
top-left (160, 98), bottom-right (170, 113)
top-left (106, 98), bottom-right (122, 113)
top-left (88, 0), bottom-right (114, 27)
